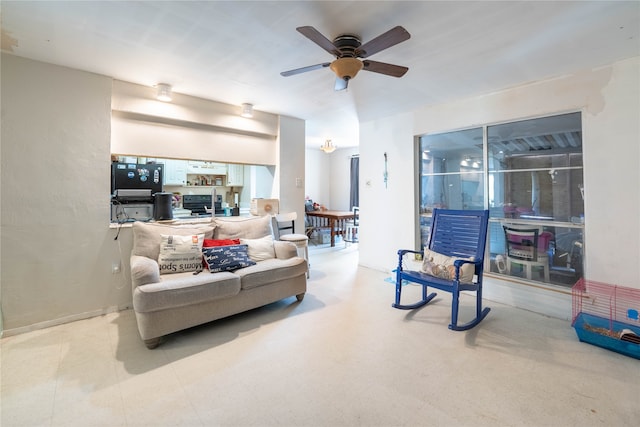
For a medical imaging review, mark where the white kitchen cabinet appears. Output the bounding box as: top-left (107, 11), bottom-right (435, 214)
top-left (227, 164), bottom-right (244, 186)
top-left (163, 159), bottom-right (188, 186)
top-left (186, 161), bottom-right (227, 175)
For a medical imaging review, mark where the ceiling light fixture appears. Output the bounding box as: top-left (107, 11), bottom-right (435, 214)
top-left (321, 139), bottom-right (337, 154)
top-left (156, 83), bottom-right (172, 102)
top-left (241, 103), bottom-right (254, 118)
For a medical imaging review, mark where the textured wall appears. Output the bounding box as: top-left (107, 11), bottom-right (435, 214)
top-left (1, 55), bottom-right (120, 331)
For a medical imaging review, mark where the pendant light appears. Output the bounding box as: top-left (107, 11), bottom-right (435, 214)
top-left (321, 139), bottom-right (337, 154)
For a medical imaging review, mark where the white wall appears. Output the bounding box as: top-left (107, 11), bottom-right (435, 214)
top-left (305, 147), bottom-right (359, 211)
top-left (358, 57), bottom-right (640, 318)
top-left (250, 165), bottom-right (277, 201)
top-left (329, 147), bottom-right (359, 211)
top-left (305, 148), bottom-right (331, 207)
top-left (0, 55), bottom-right (305, 334)
top-left (276, 116), bottom-right (306, 225)
top-left (359, 113), bottom-right (416, 273)
top-left (111, 80), bottom-right (279, 165)
top-left (1, 55), bottom-right (120, 332)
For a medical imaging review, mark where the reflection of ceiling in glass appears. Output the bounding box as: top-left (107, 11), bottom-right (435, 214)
top-left (420, 112), bottom-right (582, 156)
top-left (420, 128), bottom-right (483, 159)
top-left (490, 130), bottom-right (582, 154)
top-left (488, 112), bottom-right (582, 154)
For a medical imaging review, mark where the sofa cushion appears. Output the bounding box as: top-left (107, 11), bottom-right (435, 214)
top-left (213, 215), bottom-right (273, 240)
top-left (132, 221), bottom-right (214, 261)
top-left (202, 244), bottom-right (256, 272)
top-left (133, 271), bottom-right (241, 313)
top-left (240, 235), bottom-right (276, 262)
top-left (235, 257), bottom-right (308, 290)
top-left (158, 234), bottom-right (205, 274)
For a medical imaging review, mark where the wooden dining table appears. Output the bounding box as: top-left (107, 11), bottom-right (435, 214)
top-left (306, 210), bottom-right (356, 247)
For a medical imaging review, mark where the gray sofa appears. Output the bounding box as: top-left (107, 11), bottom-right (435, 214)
top-left (130, 215), bottom-right (308, 348)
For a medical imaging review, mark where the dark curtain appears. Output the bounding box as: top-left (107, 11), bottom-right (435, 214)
top-left (349, 156), bottom-right (359, 210)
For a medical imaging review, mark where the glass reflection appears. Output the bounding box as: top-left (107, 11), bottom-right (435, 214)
top-left (486, 112), bottom-right (584, 287)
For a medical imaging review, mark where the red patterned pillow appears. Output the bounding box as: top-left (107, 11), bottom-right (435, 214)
top-left (203, 238), bottom-right (240, 247)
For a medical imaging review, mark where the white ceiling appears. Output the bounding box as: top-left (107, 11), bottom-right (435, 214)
top-left (2, 1), bottom-right (638, 149)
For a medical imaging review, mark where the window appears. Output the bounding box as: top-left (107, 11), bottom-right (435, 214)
top-left (417, 112), bottom-right (584, 288)
top-left (418, 127), bottom-right (484, 245)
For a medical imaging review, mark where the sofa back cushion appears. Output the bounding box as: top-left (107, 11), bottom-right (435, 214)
top-left (132, 221), bottom-right (215, 261)
top-left (213, 215), bottom-right (273, 240)
top-left (240, 235), bottom-right (276, 262)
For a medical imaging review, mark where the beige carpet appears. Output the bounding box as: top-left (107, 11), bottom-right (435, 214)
top-left (1, 243), bottom-right (637, 426)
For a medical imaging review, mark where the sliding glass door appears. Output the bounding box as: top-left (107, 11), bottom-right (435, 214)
top-left (417, 112), bottom-right (584, 288)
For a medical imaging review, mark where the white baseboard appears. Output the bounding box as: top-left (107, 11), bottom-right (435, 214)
top-left (483, 274), bottom-right (572, 321)
top-left (1, 304), bottom-right (132, 338)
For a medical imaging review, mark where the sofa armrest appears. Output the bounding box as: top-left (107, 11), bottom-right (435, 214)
top-left (273, 240), bottom-right (298, 259)
top-left (130, 255), bottom-right (160, 287)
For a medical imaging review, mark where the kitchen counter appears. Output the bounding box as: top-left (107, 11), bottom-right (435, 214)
top-left (109, 207), bottom-right (253, 228)
top-left (109, 217), bottom-right (213, 229)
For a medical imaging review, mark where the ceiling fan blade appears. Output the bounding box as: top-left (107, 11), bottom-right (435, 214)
top-left (356, 26), bottom-right (410, 58)
top-left (362, 60), bottom-right (408, 77)
top-left (281, 63), bottom-right (331, 77)
top-left (296, 26), bottom-right (339, 56)
top-left (334, 77), bottom-right (348, 91)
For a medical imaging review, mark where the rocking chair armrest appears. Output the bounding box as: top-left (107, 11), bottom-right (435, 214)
top-left (453, 258), bottom-right (482, 280)
top-left (453, 258), bottom-right (480, 268)
top-left (397, 249), bottom-right (422, 258)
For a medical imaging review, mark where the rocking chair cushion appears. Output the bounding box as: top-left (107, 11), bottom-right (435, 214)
top-left (421, 248), bottom-right (475, 284)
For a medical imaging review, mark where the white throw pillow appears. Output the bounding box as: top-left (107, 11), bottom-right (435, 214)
top-left (421, 248), bottom-right (475, 284)
top-left (131, 221), bottom-right (214, 260)
top-left (158, 234), bottom-right (205, 274)
top-left (240, 235), bottom-right (276, 262)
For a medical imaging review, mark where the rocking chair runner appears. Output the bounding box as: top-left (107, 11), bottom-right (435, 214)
top-left (393, 209), bottom-right (491, 331)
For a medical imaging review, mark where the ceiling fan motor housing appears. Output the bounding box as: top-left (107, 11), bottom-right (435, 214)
top-left (333, 34), bottom-right (361, 57)
top-left (331, 34), bottom-right (364, 79)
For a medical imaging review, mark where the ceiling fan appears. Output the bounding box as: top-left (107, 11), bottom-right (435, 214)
top-left (281, 25), bottom-right (411, 91)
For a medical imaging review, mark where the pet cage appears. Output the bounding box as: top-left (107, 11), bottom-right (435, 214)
top-left (572, 278), bottom-right (640, 359)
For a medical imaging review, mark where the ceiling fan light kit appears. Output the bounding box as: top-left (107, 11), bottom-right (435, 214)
top-left (281, 25), bottom-right (411, 91)
top-left (330, 58), bottom-right (363, 80)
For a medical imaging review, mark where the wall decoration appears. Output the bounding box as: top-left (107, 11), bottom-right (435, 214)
top-left (384, 152), bottom-right (388, 189)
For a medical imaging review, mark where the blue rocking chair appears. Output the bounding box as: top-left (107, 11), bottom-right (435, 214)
top-left (393, 209), bottom-right (491, 331)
